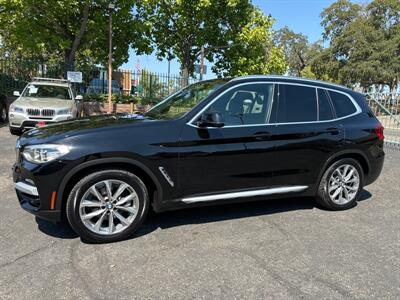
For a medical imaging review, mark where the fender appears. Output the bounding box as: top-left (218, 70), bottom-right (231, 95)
top-left (56, 157), bottom-right (164, 210)
top-left (316, 148), bottom-right (370, 189)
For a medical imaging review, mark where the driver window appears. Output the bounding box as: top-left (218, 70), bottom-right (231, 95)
top-left (207, 83), bottom-right (274, 126)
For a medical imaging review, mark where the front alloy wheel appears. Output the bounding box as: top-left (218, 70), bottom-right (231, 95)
top-left (66, 170), bottom-right (149, 243)
top-left (79, 180), bottom-right (140, 235)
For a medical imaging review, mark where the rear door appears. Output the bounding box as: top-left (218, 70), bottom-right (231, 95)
top-left (271, 84), bottom-right (344, 188)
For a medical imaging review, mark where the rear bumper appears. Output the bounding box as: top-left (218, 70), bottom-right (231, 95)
top-left (365, 151), bottom-right (385, 186)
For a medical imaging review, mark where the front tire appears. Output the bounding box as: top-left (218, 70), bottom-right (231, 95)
top-left (66, 169), bottom-right (149, 243)
top-left (315, 158), bottom-right (364, 210)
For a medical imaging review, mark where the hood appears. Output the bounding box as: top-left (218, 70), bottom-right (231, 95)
top-left (19, 113), bottom-right (153, 144)
top-left (15, 97), bottom-right (74, 109)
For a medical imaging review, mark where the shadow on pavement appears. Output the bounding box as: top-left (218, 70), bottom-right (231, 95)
top-left (35, 190), bottom-right (373, 243)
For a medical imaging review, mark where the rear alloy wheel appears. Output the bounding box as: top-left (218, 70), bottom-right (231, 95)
top-left (66, 170), bottom-right (149, 243)
top-left (316, 158), bottom-right (363, 210)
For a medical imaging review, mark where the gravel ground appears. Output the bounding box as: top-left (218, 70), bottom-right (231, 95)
top-left (0, 124), bottom-right (399, 299)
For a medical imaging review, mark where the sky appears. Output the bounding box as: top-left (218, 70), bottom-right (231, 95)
top-left (121, 0), bottom-right (365, 79)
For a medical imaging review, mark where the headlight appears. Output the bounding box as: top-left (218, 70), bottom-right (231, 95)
top-left (57, 108), bottom-right (72, 115)
top-left (9, 104), bottom-right (24, 113)
top-left (22, 144), bottom-right (70, 164)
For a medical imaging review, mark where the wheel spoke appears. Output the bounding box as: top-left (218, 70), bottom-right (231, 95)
top-left (329, 184), bottom-right (339, 192)
top-left (90, 186), bottom-right (104, 202)
top-left (93, 211), bottom-right (107, 231)
top-left (81, 200), bottom-right (102, 208)
top-left (115, 194), bottom-right (135, 206)
top-left (116, 205), bottom-right (136, 214)
top-left (343, 187), bottom-right (349, 200)
top-left (104, 180), bottom-right (113, 201)
top-left (113, 210), bottom-right (129, 226)
top-left (108, 212), bottom-right (114, 234)
top-left (342, 165), bottom-right (350, 177)
top-left (345, 185), bottom-right (358, 191)
top-left (113, 183), bottom-right (128, 200)
top-left (331, 187), bottom-right (342, 199)
top-left (344, 168), bottom-right (355, 181)
top-left (81, 208), bottom-right (106, 220)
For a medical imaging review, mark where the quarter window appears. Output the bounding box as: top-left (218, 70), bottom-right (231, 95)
top-left (328, 90), bottom-right (357, 118)
top-left (318, 89), bottom-right (335, 121)
top-left (276, 84), bottom-right (318, 123)
top-left (207, 83), bottom-right (274, 126)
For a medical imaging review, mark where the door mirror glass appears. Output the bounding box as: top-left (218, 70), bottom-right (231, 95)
top-left (197, 111), bottom-right (224, 128)
top-left (13, 91), bottom-right (20, 97)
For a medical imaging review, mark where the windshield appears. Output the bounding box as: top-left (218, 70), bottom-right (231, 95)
top-left (22, 84), bottom-right (72, 100)
top-left (145, 79), bottom-right (228, 120)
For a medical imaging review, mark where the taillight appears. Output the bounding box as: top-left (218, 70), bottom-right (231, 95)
top-left (375, 123), bottom-right (384, 141)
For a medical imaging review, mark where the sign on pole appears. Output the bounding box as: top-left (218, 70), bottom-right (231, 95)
top-left (67, 71), bottom-right (83, 83)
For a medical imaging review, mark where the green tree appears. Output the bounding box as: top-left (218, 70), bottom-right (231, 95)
top-left (320, 0), bottom-right (399, 91)
top-left (212, 8), bottom-right (287, 77)
top-left (139, 0), bottom-right (285, 82)
top-left (274, 26), bottom-right (309, 76)
top-left (0, 0), bottom-right (151, 71)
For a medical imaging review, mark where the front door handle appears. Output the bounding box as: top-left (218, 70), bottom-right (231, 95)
top-left (252, 132), bottom-right (272, 140)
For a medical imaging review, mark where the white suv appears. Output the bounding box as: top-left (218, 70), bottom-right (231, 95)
top-left (8, 77), bottom-right (82, 135)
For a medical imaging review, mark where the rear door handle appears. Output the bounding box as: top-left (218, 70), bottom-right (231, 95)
top-left (325, 128), bottom-right (340, 135)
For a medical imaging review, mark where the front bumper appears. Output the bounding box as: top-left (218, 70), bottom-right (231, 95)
top-left (9, 112), bottom-right (73, 129)
top-left (13, 163), bottom-right (62, 223)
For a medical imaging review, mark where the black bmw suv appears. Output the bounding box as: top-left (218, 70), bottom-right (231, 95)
top-left (13, 76), bottom-right (384, 243)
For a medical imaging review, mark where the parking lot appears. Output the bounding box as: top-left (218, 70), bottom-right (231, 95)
top-left (0, 124), bottom-right (399, 299)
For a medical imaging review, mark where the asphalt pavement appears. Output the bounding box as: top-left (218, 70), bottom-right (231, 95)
top-left (0, 124), bottom-right (399, 299)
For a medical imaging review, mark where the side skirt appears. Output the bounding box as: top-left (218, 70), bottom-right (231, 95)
top-left (181, 186), bottom-right (308, 204)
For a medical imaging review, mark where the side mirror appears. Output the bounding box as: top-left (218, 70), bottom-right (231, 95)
top-left (197, 111), bottom-right (224, 128)
top-left (13, 91), bottom-right (20, 97)
top-left (75, 95), bottom-right (83, 101)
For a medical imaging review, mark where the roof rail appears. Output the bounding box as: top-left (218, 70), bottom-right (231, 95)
top-left (32, 77), bottom-right (70, 84)
top-left (231, 75), bottom-right (350, 90)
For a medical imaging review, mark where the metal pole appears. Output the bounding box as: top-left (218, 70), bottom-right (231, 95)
top-left (167, 59), bottom-right (171, 94)
top-left (199, 46), bottom-right (204, 81)
top-left (108, 4), bottom-right (114, 114)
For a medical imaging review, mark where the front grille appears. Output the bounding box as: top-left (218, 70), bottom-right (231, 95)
top-left (42, 109), bottom-right (55, 117)
top-left (27, 108), bottom-right (40, 116)
top-left (26, 108), bottom-right (55, 118)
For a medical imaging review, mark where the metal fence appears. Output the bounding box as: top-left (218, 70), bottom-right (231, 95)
top-left (365, 92), bottom-right (400, 149)
top-left (0, 59), bottom-right (196, 103)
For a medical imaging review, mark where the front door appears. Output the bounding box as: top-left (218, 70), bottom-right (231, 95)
top-left (178, 82), bottom-right (278, 198)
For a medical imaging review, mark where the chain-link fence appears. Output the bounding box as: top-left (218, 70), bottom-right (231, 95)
top-left (365, 92), bottom-right (400, 149)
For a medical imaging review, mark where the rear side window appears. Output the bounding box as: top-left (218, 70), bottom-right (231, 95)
top-left (276, 84), bottom-right (317, 123)
top-left (328, 91), bottom-right (357, 118)
top-left (318, 89), bottom-right (335, 121)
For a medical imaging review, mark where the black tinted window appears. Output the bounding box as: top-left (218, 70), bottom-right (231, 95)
top-left (208, 84), bottom-right (274, 126)
top-left (328, 91), bottom-right (356, 118)
top-left (318, 89), bottom-right (334, 120)
top-left (276, 84), bottom-right (317, 122)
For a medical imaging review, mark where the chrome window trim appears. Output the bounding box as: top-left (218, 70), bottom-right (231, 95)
top-left (187, 81), bottom-right (362, 129)
top-left (182, 185), bottom-right (308, 203)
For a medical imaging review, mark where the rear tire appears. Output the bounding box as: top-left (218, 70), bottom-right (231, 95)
top-left (315, 158), bottom-right (364, 210)
top-left (66, 169), bottom-right (149, 243)
top-left (9, 127), bottom-right (22, 136)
